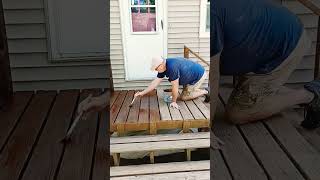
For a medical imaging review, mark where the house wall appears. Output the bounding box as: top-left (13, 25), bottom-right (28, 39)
top-left (4, 0), bottom-right (318, 91)
top-left (4, 0), bottom-right (110, 91)
top-left (111, 0), bottom-right (210, 90)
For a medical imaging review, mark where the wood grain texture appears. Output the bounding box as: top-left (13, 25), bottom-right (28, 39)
top-left (264, 113), bottom-right (320, 180)
top-left (56, 89), bottom-right (100, 180)
top-left (213, 119), bottom-right (268, 180)
top-left (149, 90), bottom-right (160, 133)
top-left (91, 111), bottom-right (110, 180)
top-left (111, 160), bottom-right (209, 177)
top-left (111, 171), bottom-right (210, 180)
top-left (111, 132), bottom-right (209, 144)
top-left (156, 89), bottom-right (171, 121)
top-left (239, 122), bottom-right (304, 180)
top-left (110, 91), bottom-right (127, 131)
top-left (111, 138), bottom-right (209, 153)
top-left (0, 91), bottom-right (56, 180)
top-left (0, 92), bottom-right (32, 150)
top-left (138, 92), bottom-right (149, 124)
top-left (21, 90), bottom-right (79, 180)
top-left (211, 148), bottom-right (232, 180)
top-left (114, 90), bottom-right (134, 124)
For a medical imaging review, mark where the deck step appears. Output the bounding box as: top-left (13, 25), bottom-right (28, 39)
top-left (110, 132), bottom-right (210, 153)
top-left (110, 160), bottom-right (209, 178)
top-left (110, 132), bottom-right (210, 165)
top-left (111, 170), bottom-right (210, 180)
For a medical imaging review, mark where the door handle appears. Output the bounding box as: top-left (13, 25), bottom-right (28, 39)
top-left (161, 20), bottom-right (163, 30)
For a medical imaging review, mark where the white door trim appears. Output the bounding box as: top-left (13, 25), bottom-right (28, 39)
top-left (118, 0), bottom-right (168, 81)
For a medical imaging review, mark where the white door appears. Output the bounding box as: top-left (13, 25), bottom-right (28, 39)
top-left (120, 0), bottom-right (167, 80)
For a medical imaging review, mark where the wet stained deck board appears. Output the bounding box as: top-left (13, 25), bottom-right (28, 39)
top-left (0, 92), bottom-right (32, 150)
top-left (111, 90), bottom-right (210, 133)
top-left (0, 91), bottom-right (56, 180)
top-left (110, 91), bottom-right (127, 131)
top-left (56, 89), bottom-right (100, 180)
top-left (20, 90), bottom-right (79, 180)
top-left (91, 111), bottom-right (110, 180)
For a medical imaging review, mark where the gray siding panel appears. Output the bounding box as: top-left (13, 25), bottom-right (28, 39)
top-left (4, 9), bottom-right (45, 24)
top-left (8, 39), bottom-right (47, 53)
top-left (6, 24), bottom-right (46, 39)
top-left (11, 66), bottom-right (110, 81)
top-left (13, 79), bottom-right (110, 91)
top-left (5, 0), bottom-right (111, 91)
top-left (284, 0), bottom-right (318, 84)
top-left (9, 53), bottom-right (108, 68)
top-left (3, 0), bottom-right (44, 9)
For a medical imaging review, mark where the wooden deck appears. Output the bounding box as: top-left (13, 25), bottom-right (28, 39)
top-left (111, 89), bottom-right (210, 135)
top-left (0, 89), bottom-right (109, 180)
top-left (1, 88), bottom-right (320, 179)
top-left (212, 88), bottom-right (320, 180)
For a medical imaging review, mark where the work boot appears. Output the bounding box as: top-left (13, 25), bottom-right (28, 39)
top-left (301, 80), bottom-right (320, 129)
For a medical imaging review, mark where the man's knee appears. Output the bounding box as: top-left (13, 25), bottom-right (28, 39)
top-left (180, 94), bottom-right (192, 101)
top-left (225, 105), bottom-right (253, 125)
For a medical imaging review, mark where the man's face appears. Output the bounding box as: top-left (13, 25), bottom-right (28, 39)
top-left (156, 62), bottom-right (166, 73)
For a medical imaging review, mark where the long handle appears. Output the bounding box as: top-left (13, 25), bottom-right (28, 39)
top-left (65, 111), bottom-right (83, 137)
top-left (130, 96), bottom-right (136, 106)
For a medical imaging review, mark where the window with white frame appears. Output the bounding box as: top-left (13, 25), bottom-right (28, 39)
top-left (200, 0), bottom-right (210, 37)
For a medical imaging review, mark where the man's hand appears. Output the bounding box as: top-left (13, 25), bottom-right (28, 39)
top-left (134, 91), bottom-right (143, 98)
top-left (77, 94), bottom-right (107, 118)
top-left (170, 102), bottom-right (180, 109)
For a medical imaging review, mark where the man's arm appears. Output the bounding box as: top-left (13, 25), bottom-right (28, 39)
top-left (210, 53), bottom-right (221, 122)
top-left (137, 77), bottom-right (163, 96)
top-left (171, 79), bottom-right (179, 102)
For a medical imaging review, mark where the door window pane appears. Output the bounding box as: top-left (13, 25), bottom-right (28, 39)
top-left (131, 7), bottom-right (156, 32)
top-left (149, 0), bottom-right (155, 5)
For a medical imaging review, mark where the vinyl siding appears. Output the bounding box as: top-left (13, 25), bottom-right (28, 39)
top-left (283, 0), bottom-right (318, 85)
top-left (4, 0), bottom-right (110, 91)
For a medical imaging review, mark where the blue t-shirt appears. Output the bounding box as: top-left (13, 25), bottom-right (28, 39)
top-left (157, 57), bottom-right (205, 85)
top-left (211, 0), bottom-right (303, 75)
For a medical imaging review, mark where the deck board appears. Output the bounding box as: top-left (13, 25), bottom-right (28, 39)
top-left (56, 89), bottom-right (100, 180)
top-left (239, 122), bottom-right (304, 180)
top-left (149, 90), bottom-right (160, 134)
top-left (110, 91), bottom-right (127, 131)
top-left (126, 91), bottom-right (141, 124)
top-left (264, 113), bottom-right (320, 180)
top-left (114, 91), bottom-right (134, 124)
top-left (156, 89), bottom-right (171, 121)
top-left (211, 148), bottom-right (232, 180)
top-left (1, 88), bottom-right (320, 179)
top-left (110, 91), bottom-right (120, 107)
top-left (193, 98), bottom-right (210, 119)
top-left (0, 92), bottom-right (32, 151)
top-left (0, 91), bottom-right (56, 180)
top-left (138, 91), bottom-right (150, 126)
top-left (20, 90), bottom-right (79, 180)
top-left (213, 119), bottom-right (268, 180)
top-left (91, 111), bottom-right (110, 180)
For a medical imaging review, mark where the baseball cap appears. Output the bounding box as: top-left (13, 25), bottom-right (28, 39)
top-left (150, 56), bottom-right (164, 71)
